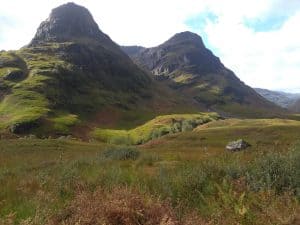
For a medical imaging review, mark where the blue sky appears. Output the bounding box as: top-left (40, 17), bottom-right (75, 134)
top-left (0, 0), bottom-right (300, 92)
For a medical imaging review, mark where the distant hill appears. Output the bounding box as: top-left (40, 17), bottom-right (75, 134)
top-left (255, 88), bottom-right (300, 109)
top-left (123, 31), bottom-right (283, 117)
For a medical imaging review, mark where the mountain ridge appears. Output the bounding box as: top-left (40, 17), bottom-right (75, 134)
top-left (122, 32), bottom-right (283, 117)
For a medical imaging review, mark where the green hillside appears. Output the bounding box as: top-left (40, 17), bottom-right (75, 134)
top-left (92, 112), bottom-right (220, 144)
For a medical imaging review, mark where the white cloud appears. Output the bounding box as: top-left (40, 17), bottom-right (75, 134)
top-left (0, 0), bottom-right (205, 49)
top-left (0, 0), bottom-right (299, 92)
top-left (202, 9), bottom-right (300, 92)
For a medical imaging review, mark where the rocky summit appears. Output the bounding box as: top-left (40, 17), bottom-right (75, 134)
top-left (30, 2), bottom-right (107, 45)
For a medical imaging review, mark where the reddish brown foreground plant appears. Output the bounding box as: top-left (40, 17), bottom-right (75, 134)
top-left (47, 187), bottom-right (206, 225)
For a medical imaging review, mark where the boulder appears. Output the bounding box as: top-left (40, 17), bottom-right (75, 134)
top-left (226, 139), bottom-right (250, 151)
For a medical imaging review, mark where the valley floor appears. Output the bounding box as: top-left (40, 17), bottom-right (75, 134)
top-left (0, 118), bottom-right (299, 225)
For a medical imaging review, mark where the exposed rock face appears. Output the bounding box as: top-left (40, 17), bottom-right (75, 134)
top-left (226, 139), bottom-right (251, 151)
top-left (135, 31), bottom-right (222, 76)
top-left (29, 2), bottom-right (110, 46)
top-left (123, 31), bottom-right (283, 116)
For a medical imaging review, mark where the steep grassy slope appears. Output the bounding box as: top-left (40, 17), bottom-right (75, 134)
top-left (123, 32), bottom-right (284, 117)
top-left (0, 43), bottom-right (150, 134)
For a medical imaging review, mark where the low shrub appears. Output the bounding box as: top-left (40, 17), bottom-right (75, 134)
top-left (246, 150), bottom-right (300, 194)
top-left (101, 146), bottom-right (140, 161)
top-left (48, 188), bottom-right (181, 225)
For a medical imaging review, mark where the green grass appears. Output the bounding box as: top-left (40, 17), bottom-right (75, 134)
top-left (0, 132), bottom-right (299, 224)
top-left (218, 102), bottom-right (282, 118)
top-left (173, 73), bottom-right (196, 84)
top-left (92, 112), bottom-right (220, 144)
top-left (196, 118), bottom-right (300, 129)
top-left (50, 112), bottom-right (80, 134)
top-left (0, 89), bottom-right (49, 130)
top-left (0, 67), bottom-right (20, 78)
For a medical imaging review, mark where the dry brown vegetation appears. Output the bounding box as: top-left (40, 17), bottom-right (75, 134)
top-left (47, 188), bottom-right (207, 225)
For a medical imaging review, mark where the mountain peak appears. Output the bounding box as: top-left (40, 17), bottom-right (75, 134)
top-left (29, 2), bottom-right (104, 45)
top-left (163, 31), bottom-right (205, 47)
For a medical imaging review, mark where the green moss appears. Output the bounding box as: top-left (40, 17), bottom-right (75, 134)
top-left (0, 67), bottom-right (20, 78)
top-left (50, 113), bottom-right (80, 134)
top-left (173, 73), bottom-right (195, 84)
top-left (0, 89), bottom-right (49, 130)
top-left (0, 51), bottom-right (25, 68)
top-left (92, 129), bottom-right (131, 144)
top-left (209, 86), bottom-right (222, 95)
top-left (195, 82), bottom-right (209, 90)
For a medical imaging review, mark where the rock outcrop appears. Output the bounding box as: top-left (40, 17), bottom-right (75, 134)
top-left (29, 2), bottom-right (109, 46)
top-left (226, 139), bottom-right (251, 151)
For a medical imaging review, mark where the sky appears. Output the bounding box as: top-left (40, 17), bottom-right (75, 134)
top-left (0, 0), bottom-right (300, 92)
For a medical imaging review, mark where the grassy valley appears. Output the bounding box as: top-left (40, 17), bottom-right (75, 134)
top-left (0, 117), bottom-right (299, 224)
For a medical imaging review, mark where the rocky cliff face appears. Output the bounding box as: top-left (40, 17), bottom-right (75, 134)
top-left (130, 32), bottom-right (222, 76)
top-left (123, 31), bottom-right (283, 116)
top-left (30, 3), bottom-right (107, 45)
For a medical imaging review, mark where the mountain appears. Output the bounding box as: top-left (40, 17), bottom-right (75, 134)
top-left (121, 46), bottom-right (146, 58)
top-left (289, 99), bottom-right (300, 112)
top-left (123, 31), bottom-right (283, 117)
top-left (0, 3), bottom-right (193, 137)
top-left (254, 88), bottom-right (300, 108)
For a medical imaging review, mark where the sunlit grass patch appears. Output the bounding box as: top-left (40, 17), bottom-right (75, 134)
top-left (92, 112), bottom-right (220, 145)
